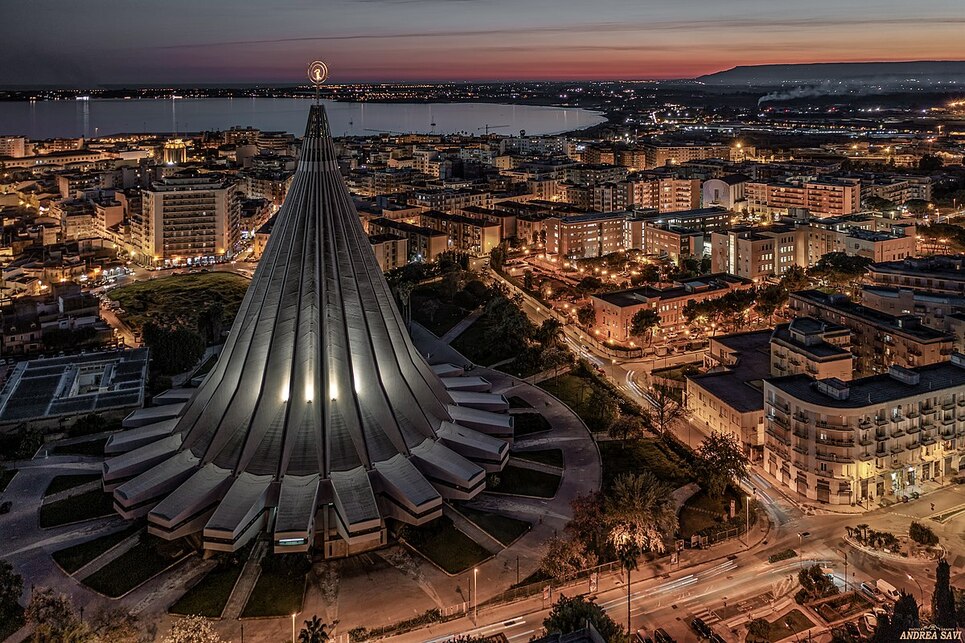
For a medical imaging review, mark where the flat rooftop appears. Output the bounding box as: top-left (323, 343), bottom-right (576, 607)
top-left (792, 290), bottom-right (953, 343)
top-left (0, 348), bottom-right (148, 424)
top-left (594, 273), bottom-right (751, 308)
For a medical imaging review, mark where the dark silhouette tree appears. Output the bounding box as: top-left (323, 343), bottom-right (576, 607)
top-left (543, 594), bottom-right (628, 642)
top-left (932, 559), bottom-right (957, 628)
top-left (298, 615), bottom-right (331, 643)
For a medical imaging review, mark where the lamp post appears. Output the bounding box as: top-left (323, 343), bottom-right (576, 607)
top-left (907, 573), bottom-right (924, 605)
top-left (292, 613), bottom-right (296, 643)
top-left (473, 567), bottom-right (479, 624)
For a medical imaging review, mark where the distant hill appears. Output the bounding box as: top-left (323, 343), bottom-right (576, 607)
top-left (699, 61), bottom-right (965, 86)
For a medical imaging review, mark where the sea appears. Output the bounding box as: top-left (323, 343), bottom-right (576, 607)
top-left (0, 97), bottom-right (606, 139)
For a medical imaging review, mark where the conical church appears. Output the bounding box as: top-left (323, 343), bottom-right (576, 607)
top-left (102, 105), bottom-right (512, 558)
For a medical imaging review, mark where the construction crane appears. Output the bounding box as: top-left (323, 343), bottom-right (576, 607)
top-left (476, 124), bottom-right (509, 135)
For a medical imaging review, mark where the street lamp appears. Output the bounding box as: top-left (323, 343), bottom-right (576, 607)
top-left (292, 613), bottom-right (297, 643)
top-left (907, 573), bottom-right (924, 605)
top-left (473, 567), bottom-right (479, 624)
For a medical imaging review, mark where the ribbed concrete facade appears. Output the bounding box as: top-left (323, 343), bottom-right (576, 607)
top-left (103, 106), bottom-right (511, 557)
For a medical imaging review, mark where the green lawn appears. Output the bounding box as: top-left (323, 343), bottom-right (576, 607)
top-left (241, 555), bottom-right (310, 618)
top-left (108, 272), bottom-right (249, 332)
top-left (487, 465), bottom-right (561, 498)
top-left (48, 438), bottom-right (108, 457)
top-left (403, 516), bottom-right (490, 575)
top-left (508, 396), bottom-right (533, 409)
top-left (760, 609), bottom-right (815, 642)
top-left (451, 316), bottom-right (513, 366)
top-left (537, 373), bottom-right (613, 431)
top-left (170, 561), bottom-right (244, 617)
top-left (679, 487), bottom-right (747, 539)
top-left (43, 474), bottom-right (101, 497)
top-left (457, 506), bottom-right (531, 546)
top-left (513, 412), bottom-right (552, 436)
top-left (412, 295), bottom-right (468, 337)
top-left (39, 488), bottom-right (115, 528)
top-left (598, 438), bottom-right (694, 492)
top-left (512, 448), bottom-right (563, 468)
top-left (83, 536), bottom-right (189, 597)
top-left (0, 468), bottom-right (17, 493)
top-left (52, 524), bottom-right (143, 574)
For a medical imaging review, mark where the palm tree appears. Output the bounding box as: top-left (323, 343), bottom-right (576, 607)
top-left (299, 616), bottom-right (330, 643)
top-left (605, 472), bottom-right (679, 556)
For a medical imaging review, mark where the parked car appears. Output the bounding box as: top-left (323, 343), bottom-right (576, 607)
top-left (877, 579), bottom-right (901, 601)
top-left (634, 631), bottom-right (654, 643)
top-left (860, 581), bottom-right (883, 600)
top-left (691, 618), bottom-right (712, 639)
top-left (653, 629), bottom-right (676, 643)
top-left (863, 612), bottom-right (878, 631)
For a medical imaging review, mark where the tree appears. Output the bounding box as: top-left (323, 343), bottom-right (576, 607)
top-left (864, 196), bottom-right (896, 212)
top-left (909, 521), bottom-right (939, 547)
top-left (488, 245), bottom-right (505, 271)
top-left (540, 536), bottom-right (596, 582)
top-left (523, 269), bottom-right (534, 291)
top-left (780, 265), bottom-right (810, 293)
top-left (755, 284), bottom-right (788, 322)
top-left (586, 387), bottom-right (618, 430)
top-left (88, 606), bottom-right (142, 643)
top-left (25, 587), bottom-right (88, 642)
top-left (874, 592), bottom-right (919, 641)
top-left (0, 559), bottom-right (23, 631)
top-left (161, 615), bottom-right (226, 643)
top-left (695, 431), bottom-right (750, 499)
top-left (629, 309), bottom-right (661, 345)
top-left (299, 615), bottom-right (331, 643)
top-left (535, 318), bottom-right (563, 347)
top-left (483, 294), bottom-right (534, 354)
top-left (795, 565), bottom-right (839, 604)
top-left (808, 252), bottom-right (872, 293)
top-left (932, 559), bottom-right (957, 629)
top-left (577, 304), bottom-right (596, 328)
top-left (608, 416), bottom-right (646, 444)
top-left (543, 594), bottom-right (627, 643)
top-left (605, 472), bottom-right (678, 557)
top-left (649, 385), bottom-right (684, 436)
top-left (746, 618), bottom-right (770, 643)
top-left (918, 154), bottom-right (943, 172)
top-left (905, 198), bottom-right (932, 215)
top-left (142, 323), bottom-right (205, 375)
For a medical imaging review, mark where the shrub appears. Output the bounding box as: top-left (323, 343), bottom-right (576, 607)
top-left (909, 521), bottom-right (939, 547)
top-left (768, 548), bottom-right (797, 564)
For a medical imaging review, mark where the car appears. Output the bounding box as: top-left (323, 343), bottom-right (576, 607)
top-left (653, 629), bottom-right (676, 643)
top-left (863, 612), bottom-right (878, 631)
top-left (860, 581), bottom-right (883, 600)
top-left (634, 631), bottom-right (654, 643)
top-left (691, 618), bottom-right (712, 638)
top-left (844, 621), bottom-right (861, 639)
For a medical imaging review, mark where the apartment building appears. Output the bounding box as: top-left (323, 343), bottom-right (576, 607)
top-left (790, 290), bottom-right (954, 376)
top-left (368, 234), bottom-right (408, 272)
top-left (805, 216), bottom-right (916, 264)
top-left (639, 222), bottom-right (706, 264)
top-left (136, 172), bottom-right (240, 266)
top-left (746, 179), bottom-right (861, 218)
top-left (867, 256), bottom-right (965, 296)
top-left (560, 182), bottom-right (632, 212)
top-left (763, 359), bottom-right (965, 506)
top-left (544, 211), bottom-right (628, 259)
top-left (367, 217), bottom-right (448, 262)
top-left (770, 317), bottom-right (853, 381)
top-left (710, 225), bottom-right (805, 282)
top-left (626, 207), bottom-right (733, 252)
top-left (702, 175), bottom-right (749, 210)
top-left (419, 209), bottom-right (501, 256)
top-left (641, 143), bottom-right (734, 169)
top-left (592, 273), bottom-right (753, 341)
top-left (409, 188), bottom-right (492, 214)
top-left (562, 164), bottom-right (630, 185)
top-left (630, 177), bottom-right (701, 213)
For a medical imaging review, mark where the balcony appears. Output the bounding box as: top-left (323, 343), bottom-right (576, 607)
top-left (920, 435), bottom-right (937, 447)
top-left (943, 400), bottom-right (956, 410)
top-left (943, 416), bottom-right (956, 426)
top-left (890, 444), bottom-right (905, 454)
top-left (814, 469), bottom-right (835, 479)
top-left (765, 427), bottom-right (790, 446)
top-left (855, 451), bottom-right (875, 462)
top-left (793, 427), bottom-right (809, 440)
top-left (874, 416), bottom-right (888, 426)
top-left (906, 409), bottom-right (920, 419)
top-left (858, 419), bottom-right (873, 430)
top-left (770, 414), bottom-right (789, 429)
top-left (891, 429), bottom-right (905, 438)
top-left (890, 414), bottom-right (905, 424)
top-left (858, 436), bottom-right (873, 447)
top-left (816, 451), bottom-right (850, 463)
top-left (793, 443), bottom-right (809, 455)
top-left (875, 430), bottom-right (889, 441)
top-left (906, 424), bottom-right (921, 435)
top-left (793, 412), bottom-right (810, 423)
top-left (958, 399), bottom-right (965, 408)
top-left (939, 428), bottom-right (955, 439)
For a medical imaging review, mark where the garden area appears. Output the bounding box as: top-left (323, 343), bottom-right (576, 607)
top-left (486, 465), bottom-right (561, 498)
top-left (678, 485), bottom-right (754, 540)
top-left (43, 473), bottom-right (101, 497)
top-left (39, 488), bottom-right (115, 528)
top-left (456, 506), bottom-right (531, 546)
top-left (170, 547), bottom-right (251, 617)
top-left (512, 412), bottom-right (552, 437)
top-left (512, 448), bottom-right (563, 468)
top-left (811, 591), bottom-right (873, 624)
top-left (241, 554), bottom-right (310, 617)
top-left (845, 521), bottom-right (942, 559)
top-left (598, 438), bottom-right (694, 491)
top-left (47, 438), bottom-right (108, 457)
top-left (401, 515), bottom-right (490, 574)
top-left (746, 609), bottom-right (815, 642)
top-left (52, 524), bottom-right (142, 574)
top-left (82, 534), bottom-right (191, 598)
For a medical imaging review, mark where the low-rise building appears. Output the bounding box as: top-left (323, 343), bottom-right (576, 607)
top-left (686, 330), bottom-right (771, 456)
top-left (419, 209), bottom-right (500, 256)
top-left (763, 359), bottom-right (965, 506)
top-left (592, 273), bottom-right (753, 342)
top-left (867, 255), bottom-right (965, 296)
top-left (368, 217), bottom-right (448, 262)
top-left (790, 290), bottom-right (954, 376)
top-left (545, 211), bottom-right (628, 259)
top-left (710, 225), bottom-right (805, 282)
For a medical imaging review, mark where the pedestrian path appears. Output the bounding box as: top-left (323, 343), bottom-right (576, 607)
top-left (221, 539), bottom-right (268, 620)
top-left (439, 309), bottom-right (483, 344)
